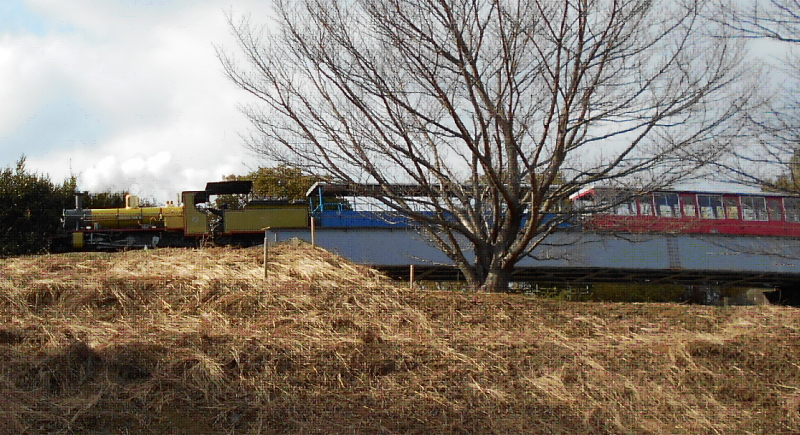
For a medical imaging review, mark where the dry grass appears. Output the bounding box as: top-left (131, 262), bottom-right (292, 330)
top-left (1, 242), bottom-right (798, 434)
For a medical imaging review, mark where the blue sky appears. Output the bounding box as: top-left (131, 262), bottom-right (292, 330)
top-left (1, 1), bottom-right (51, 35)
top-left (0, 0), bottom-right (272, 201)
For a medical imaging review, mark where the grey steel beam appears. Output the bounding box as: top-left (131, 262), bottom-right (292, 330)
top-left (267, 227), bottom-right (800, 287)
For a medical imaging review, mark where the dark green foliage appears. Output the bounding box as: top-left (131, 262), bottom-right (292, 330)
top-left (215, 165), bottom-right (326, 209)
top-left (80, 191), bottom-right (154, 209)
top-left (83, 191), bottom-right (127, 209)
top-left (244, 165), bottom-right (320, 201)
top-left (0, 157), bottom-right (75, 256)
top-left (768, 148), bottom-right (800, 194)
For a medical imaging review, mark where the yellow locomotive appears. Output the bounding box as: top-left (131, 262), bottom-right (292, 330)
top-left (61, 181), bottom-right (309, 250)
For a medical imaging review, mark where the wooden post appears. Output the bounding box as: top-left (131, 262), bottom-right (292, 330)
top-left (310, 216), bottom-right (316, 247)
top-left (263, 228), bottom-right (270, 279)
top-left (409, 264), bottom-right (415, 289)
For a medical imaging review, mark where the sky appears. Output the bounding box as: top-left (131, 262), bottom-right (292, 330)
top-left (0, 0), bottom-right (274, 202)
top-left (0, 1), bottom-right (792, 203)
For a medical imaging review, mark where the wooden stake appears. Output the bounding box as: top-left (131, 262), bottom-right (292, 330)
top-left (263, 228), bottom-right (270, 279)
top-left (409, 264), bottom-right (415, 289)
top-left (311, 217), bottom-right (316, 247)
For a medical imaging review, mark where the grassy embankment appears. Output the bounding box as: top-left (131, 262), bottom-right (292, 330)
top-left (1, 243), bottom-right (798, 434)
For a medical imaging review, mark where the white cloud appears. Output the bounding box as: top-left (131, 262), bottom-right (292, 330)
top-left (146, 151), bottom-right (171, 174)
top-left (81, 155), bottom-right (118, 190)
top-left (1, 0), bottom-right (276, 202)
top-left (120, 157), bottom-right (146, 175)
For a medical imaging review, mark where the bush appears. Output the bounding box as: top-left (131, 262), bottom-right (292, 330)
top-left (0, 157), bottom-right (74, 256)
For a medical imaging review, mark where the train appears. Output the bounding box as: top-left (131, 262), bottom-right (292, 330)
top-left (54, 181), bottom-right (800, 251)
top-left (57, 181), bottom-right (307, 250)
top-left (572, 186), bottom-right (800, 237)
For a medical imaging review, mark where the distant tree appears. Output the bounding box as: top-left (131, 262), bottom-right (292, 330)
top-left (246, 165), bottom-right (320, 200)
top-left (79, 191), bottom-right (154, 209)
top-left (215, 165), bottom-right (322, 209)
top-left (83, 191), bottom-right (126, 209)
top-left (767, 149), bottom-right (800, 192)
top-left (0, 157), bottom-right (74, 256)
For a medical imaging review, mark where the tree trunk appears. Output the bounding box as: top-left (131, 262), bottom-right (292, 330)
top-left (479, 267), bottom-right (514, 292)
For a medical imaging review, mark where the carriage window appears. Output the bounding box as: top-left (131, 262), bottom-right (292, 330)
top-left (680, 194), bottom-right (696, 217)
top-left (740, 196), bottom-right (768, 221)
top-left (653, 193), bottom-right (680, 217)
top-left (573, 197), bottom-right (592, 211)
top-left (639, 197), bottom-right (653, 216)
top-left (593, 190), bottom-right (638, 215)
top-left (614, 199), bottom-right (637, 216)
top-left (785, 198), bottom-right (800, 223)
top-left (767, 198), bottom-right (783, 221)
top-left (698, 195), bottom-right (724, 219)
top-left (724, 197), bottom-right (739, 219)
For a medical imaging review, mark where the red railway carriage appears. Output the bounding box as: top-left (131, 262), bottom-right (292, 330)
top-left (570, 187), bottom-right (800, 237)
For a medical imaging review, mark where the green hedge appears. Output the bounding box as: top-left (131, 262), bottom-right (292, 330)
top-left (0, 157), bottom-right (75, 256)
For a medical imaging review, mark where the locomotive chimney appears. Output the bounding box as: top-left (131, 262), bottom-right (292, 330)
top-left (74, 192), bottom-right (86, 210)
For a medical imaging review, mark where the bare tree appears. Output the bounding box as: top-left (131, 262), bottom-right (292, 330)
top-left (714, 0), bottom-right (800, 42)
top-left (709, 0), bottom-right (800, 192)
top-left (219, 0), bottom-right (756, 291)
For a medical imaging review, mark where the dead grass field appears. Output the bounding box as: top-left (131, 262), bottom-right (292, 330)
top-left (1, 243), bottom-right (798, 434)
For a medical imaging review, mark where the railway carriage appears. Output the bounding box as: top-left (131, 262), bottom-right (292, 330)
top-left (571, 187), bottom-right (800, 237)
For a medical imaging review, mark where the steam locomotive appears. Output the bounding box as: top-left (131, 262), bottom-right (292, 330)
top-left (55, 181), bottom-right (800, 251)
top-left (58, 181), bottom-right (308, 250)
